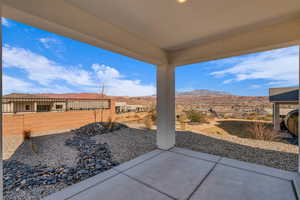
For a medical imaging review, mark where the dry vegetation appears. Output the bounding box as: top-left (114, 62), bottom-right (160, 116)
top-left (23, 129), bottom-right (38, 153)
top-left (143, 116), bottom-right (153, 130)
top-left (246, 121), bottom-right (281, 141)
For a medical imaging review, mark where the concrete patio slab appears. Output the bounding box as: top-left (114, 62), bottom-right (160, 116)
top-left (292, 174), bottom-right (300, 199)
top-left (190, 164), bottom-right (297, 200)
top-left (69, 174), bottom-right (172, 200)
top-left (43, 169), bottom-right (119, 200)
top-left (123, 151), bottom-right (216, 200)
top-left (219, 157), bottom-right (296, 180)
top-left (170, 147), bottom-right (220, 162)
top-left (43, 148), bottom-right (298, 200)
top-left (114, 149), bottom-right (163, 172)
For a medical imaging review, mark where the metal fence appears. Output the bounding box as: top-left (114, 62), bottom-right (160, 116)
top-left (2, 97), bottom-right (111, 113)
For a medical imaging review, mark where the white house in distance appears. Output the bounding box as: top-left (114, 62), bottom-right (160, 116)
top-left (115, 102), bottom-right (150, 113)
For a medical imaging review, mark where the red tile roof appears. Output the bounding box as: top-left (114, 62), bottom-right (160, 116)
top-left (37, 93), bottom-right (110, 99)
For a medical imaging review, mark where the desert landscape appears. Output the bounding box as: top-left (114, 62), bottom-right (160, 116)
top-left (3, 90), bottom-right (298, 200)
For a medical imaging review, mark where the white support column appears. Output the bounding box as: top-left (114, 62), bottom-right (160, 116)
top-left (34, 102), bottom-right (37, 112)
top-left (156, 64), bottom-right (175, 150)
top-left (273, 103), bottom-right (280, 131)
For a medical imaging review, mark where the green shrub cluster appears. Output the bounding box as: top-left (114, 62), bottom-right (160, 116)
top-left (185, 110), bottom-right (208, 123)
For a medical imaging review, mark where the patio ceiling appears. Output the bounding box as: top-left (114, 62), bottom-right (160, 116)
top-left (3, 0), bottom-right (300, 65)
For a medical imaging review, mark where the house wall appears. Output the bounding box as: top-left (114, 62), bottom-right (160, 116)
top-left (14, 102), bottom-right (35, 113)
top-left (2, 102), bottom-right (12, 113)
top-left (115, 112), bottom-right (149, 122)
top-left (51, 102), bottom-right (66, 111)
top-left (67, 100), bottom-right (110, 110)
top-left (3, 105), bottom-right (115, 159)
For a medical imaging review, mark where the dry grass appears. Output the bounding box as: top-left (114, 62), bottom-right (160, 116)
top-left (23, 129), bottom-right (32, 140)
top-left (143, 117), bottom-right (153, 130)
top-left (178, 119), bottom-right (283, 142)
top-left (180, 122), bottom-right (187, 130)
top-left (105, 117), bottom-right (114, 131)
top-left (23, 129), bottom-right (38, 153)
top-left (246, 121), bottom-right (281, 141)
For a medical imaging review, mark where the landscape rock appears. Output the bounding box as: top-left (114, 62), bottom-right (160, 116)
top-left (3, 122), bottom-right (128, 199)
top-left (72, 122), bottom-right (128, 137)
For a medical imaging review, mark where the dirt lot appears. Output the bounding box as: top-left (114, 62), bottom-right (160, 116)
top-left (179, 119), bottom-right (273, 137)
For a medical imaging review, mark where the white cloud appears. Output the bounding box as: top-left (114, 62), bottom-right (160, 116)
top-left (223, 79), bottom-right (233, 84)
top-left (177, 87), bottom-right (195, 92)
top-left (92, 64), bottom-right (155, 96)
top-left (3, 75), bottom-right (74, 94)
top-left (38, 37), bottom-right (66, 58)
top-left (3, 75), bottom-right (34, 94)
top-left (2, 18), bottom-right (10, 27)
top-left (3, 45), bottom-right (95, 86)
top-left (92, 64), bottom-right (121, 81)
top-left (3, 45), bottom-right (156, 96)
top-left (38, 37), bottom-right (60, 49)
top-left (250, 84), bottom-right (261, 89)
top-left (211, 46), bottom-right (299, 87)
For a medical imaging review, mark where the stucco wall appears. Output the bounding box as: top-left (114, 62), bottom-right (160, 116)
top-left (3, 107), bottom-right (115, 159)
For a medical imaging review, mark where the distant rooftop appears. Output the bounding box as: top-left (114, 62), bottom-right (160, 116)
top-left (269, 87), bottom-right (298, 103)
top-left (38, 93), bottom-right (109, 99)
top-left (3, 93), bottom-right (109, 100)
top-left (4, 93), bottom-right (49, 99)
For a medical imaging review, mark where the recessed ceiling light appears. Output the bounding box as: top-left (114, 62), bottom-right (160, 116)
top-left (177, 0), bottom-right (187, 4)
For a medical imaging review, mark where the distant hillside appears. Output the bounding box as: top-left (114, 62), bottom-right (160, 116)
top-left (177, 89), bottom-right (232, 96)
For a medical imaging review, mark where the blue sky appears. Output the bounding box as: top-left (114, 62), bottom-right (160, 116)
top-left (2, 18), bottom-right (299, 96)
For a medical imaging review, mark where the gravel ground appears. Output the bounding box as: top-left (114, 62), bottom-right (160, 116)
top-left (9, 133), bottom-right (78, 168)
top-left (96, 126), bottom-right (298, 171)
top-left (93, 128), bottom-right (156, 163)
top-left (4, 125), bottom-right (298, 199)
top-left (176, 131), bottom-right (298, 171)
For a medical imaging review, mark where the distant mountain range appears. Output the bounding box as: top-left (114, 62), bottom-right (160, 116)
top-left (176, 89), bottom-right (232, 96)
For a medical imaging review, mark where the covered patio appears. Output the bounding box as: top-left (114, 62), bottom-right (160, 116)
top-left (1, 0), bottom-right (300, 199)
top-left (44, 148), bottom-right (297, 200)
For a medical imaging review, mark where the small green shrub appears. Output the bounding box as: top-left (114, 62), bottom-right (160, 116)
top-left (148, 107), bottom-right (157, 122)
top-left (185, 110), bottom-right (208, 123)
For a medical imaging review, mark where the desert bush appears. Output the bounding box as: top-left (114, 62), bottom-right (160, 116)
top-left (144, 116), bottom-right (153, 130)
top-left (23, 129), bottom-right (32, 140)
top-left (223, 115), bottom-right (229, 119)
top-left (134, 113), bottom-right (140, 119)
top-left (247, 122), bottom-right (280, 141)
top-left (185, 110), bottom-right (208, 123)
top-left (23, 129), bottom-right (38, 153)
top-left (259, 114), bottom-right (273, 122)
top-left (148, 107), bottom-right (157, 123)
top-left (180, 122), bottom-right (187, 130)
top-left (206, 114), bottom-right (215, 121)
top-left (177, 113), bottom-right (188, 122)
top-left (246, 112), bottom-right (258, 120)
top-left (105, 117), bottom-right (114, 130)
top-left (177, 113), bottom-right (188, 130)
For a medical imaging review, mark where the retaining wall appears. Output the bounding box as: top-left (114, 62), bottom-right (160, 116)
top-left (3, 108), bottom-right (115, 159)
